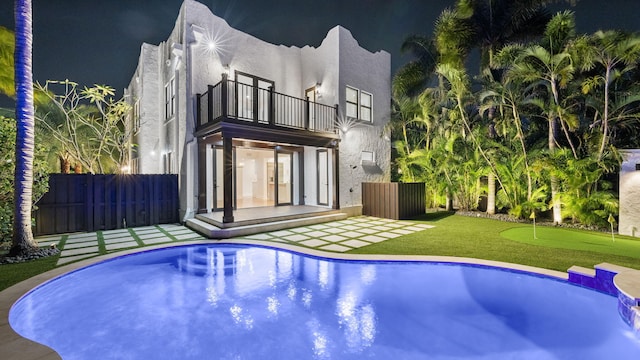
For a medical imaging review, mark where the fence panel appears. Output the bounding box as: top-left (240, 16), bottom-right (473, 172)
top-left (34, 174), bottom-right (179, 236)
top-left (362, 182), bottom-right (425, 220)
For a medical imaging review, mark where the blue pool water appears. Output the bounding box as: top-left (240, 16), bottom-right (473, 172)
top-left (9, 244), bottom-right (640, 359)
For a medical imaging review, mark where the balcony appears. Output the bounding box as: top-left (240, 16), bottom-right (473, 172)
top-left (197, 76), bottom-right (338, 135)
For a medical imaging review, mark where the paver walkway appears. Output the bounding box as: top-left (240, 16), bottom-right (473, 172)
top-left (34, 216), bottom-right (434, 266)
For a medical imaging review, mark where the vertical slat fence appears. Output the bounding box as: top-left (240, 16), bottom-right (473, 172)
top-left (362, 182), bottom-right (425, 220)
top-left (34, 174), bottom-right (179, 236)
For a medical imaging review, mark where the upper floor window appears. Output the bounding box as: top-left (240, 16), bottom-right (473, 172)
top-left (346, 86), bottom-right (359, 119)
top-left (165, 78), bottom-right (175, 120)
top-left (345, 86), bottom-right (373, 122)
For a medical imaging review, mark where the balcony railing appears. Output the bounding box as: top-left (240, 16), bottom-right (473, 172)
top-left (197, 76), bottom-right (338, 134)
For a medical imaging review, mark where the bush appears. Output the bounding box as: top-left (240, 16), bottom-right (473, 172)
top-left (0, 115), bottom-right (49, 249)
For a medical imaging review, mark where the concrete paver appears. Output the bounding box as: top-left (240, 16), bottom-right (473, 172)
top-left (34, 216), bottom-right (434, 268)
top-left (105, 241), bottom-right (140, 251)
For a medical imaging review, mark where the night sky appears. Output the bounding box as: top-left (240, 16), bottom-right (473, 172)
top-left (1, 0), bottom-right (640, 106)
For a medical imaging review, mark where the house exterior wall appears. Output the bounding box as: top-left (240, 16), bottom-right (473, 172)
top-left (619, 150), bottom-right (640, 237)
top-left (126, 43), bottom-right (161, 174)
top-left (125, 0), bottom-right (391, 220)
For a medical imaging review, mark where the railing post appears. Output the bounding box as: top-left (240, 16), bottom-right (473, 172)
top-left (196, 93), bottom-right (201, 127)
top-left (334, 103), bottom-right (340, 133)
top-left (305, 97), bottom-right (310, 130)
top-left (252, 83), bottom-right (259, 123)
top-left (207, 85), bottom-right (214, 124)
top-left (221, 73), bottom-right (228, 118)
top-left (269, 86), bottom-right (275, 125)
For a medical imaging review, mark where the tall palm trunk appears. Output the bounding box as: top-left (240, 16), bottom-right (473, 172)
top-left (548, 115), bottom-right (562, 225)
top-left (486, 172), bottom-right (496, 214)
top-left (11, 0), bottom-right (38, 255)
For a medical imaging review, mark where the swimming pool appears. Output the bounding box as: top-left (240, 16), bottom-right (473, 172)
top-left (9, 244), bottom-right (640, 359)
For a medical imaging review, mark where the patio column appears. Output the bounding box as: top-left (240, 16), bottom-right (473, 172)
top-left (197, 141), bottom-right (207, 213)
top-left (332, 147), bottom-right (340, 210)
top-left (222, 134), bottom-right (234, 223)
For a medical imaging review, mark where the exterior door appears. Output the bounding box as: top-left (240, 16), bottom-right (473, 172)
top-left (236, 72), bottom-right (273, 123)
top-left (305, 87), bottom-right (316, 130)
top-left (275, 149), bottom-right (292, 205)
top-left (317, 150), bottom-right (329, 206)
top-left (213, 147), bottom-right (224, 210)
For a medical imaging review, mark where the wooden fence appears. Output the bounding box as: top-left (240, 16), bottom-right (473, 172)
top-left (362, 182), bottom-right (425, 220)
top-left (34, 174), bottom-right (179, 236)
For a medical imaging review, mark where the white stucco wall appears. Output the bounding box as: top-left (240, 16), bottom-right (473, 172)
top-left (619, 150), bottom-right (640, 237)
top-left (125, 43), bottom-right (162, 174)
top-left (336, 26), bottom-right (392, 210)
top-left (127, 0), bottom-right (391, 219)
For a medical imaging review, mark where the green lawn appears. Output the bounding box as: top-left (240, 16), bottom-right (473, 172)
top-left (2, 212), bottom-right (640, 292)
top-left (350, 212), bottom-right (640, 272)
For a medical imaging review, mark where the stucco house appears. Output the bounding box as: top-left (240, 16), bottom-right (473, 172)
top-left (124, 0), bottom-right (391, 237)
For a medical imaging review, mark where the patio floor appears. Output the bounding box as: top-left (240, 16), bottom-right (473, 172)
top-left (34, 216), bottom-right (435, 266)
top-left (195, 205), bottom-right (340, 228)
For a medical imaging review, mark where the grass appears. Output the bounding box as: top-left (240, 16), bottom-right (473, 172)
top-left (1, 212), bottom-right (640, 292)
top-left (0, 254), bottom-right (59, 291)
top-left (349, 212), bottom-right (640, 272)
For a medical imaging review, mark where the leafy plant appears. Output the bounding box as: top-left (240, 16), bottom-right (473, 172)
top-left (0, 115), bottom-right (49, 248)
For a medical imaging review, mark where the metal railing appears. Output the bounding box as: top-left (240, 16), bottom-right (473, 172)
top-left (197, 76), bottom-right (337, 134)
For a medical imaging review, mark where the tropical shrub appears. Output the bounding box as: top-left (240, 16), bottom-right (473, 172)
top-left (0, 115), bottom-right (49, 248)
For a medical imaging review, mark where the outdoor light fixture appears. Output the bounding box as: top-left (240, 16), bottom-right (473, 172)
top-left (336, 114), bottom-right (357, 135)
top-left (222, 64), bottom-right (230, 75)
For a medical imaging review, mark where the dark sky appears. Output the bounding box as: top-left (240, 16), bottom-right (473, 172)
top-left (1, 0), bottom-right (640, 106)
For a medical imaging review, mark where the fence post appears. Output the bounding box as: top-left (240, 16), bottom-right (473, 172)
top-left (86, 174), bottom-right (94, 232)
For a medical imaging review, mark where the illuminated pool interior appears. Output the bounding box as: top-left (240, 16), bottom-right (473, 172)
top-left (9, 244), bottom-right (640, 359)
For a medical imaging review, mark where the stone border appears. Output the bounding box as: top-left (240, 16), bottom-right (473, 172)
top-left (0, 239), bottom-right (570, 360)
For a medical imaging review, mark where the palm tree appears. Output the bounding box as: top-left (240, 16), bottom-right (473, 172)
top-left (0, 26), bottom-right (15, 99)
top-left (11, 0), bottom-right (38, 256)
top-left (574, 30), bottom-right (640, 161)
top-left (498, 11), bottom-right (579, 224)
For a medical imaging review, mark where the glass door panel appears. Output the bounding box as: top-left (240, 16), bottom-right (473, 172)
top-left (317, 150), bottom-right (328, 205)
top-left (306, 87), bottom-right (316, 130)
top-left (258, 80), bottom-right (272, 124)
top-left (236, 74), bottom-right (253, 120)
top-left (214, 147), bottom-right (224, 210)
top-left (276, 151), bottom-right (292, 205)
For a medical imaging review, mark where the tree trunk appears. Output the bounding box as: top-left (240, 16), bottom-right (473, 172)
top-left (11, 0), bottom-right (38, 255)
top-left (445, 194), bottom-right (454, 211)
top-left (60, 156), bottom-right (70, 173)
top-left (74, 163), bottom-right (82, 174)
top-left (486, 172), bottom-right (496, 215)
top-left (549, 116), bottom-right (563, 224)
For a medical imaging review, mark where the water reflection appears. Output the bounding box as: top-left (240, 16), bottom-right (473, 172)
top-left (174, 246), bottom-right (378, 357)
top-left (11, 245), bottom-right (640, 359)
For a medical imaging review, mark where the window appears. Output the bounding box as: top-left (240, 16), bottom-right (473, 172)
top-left (360, 91), bottom-right (372, 122)
top-left (345, 86), bottom-right (373, 122)
top-left (346, 86), bottom-right (359, 119)
top-left (165, 78), bottom-right (175, 120)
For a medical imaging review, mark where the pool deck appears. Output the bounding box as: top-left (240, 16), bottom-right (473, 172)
top-left (2, 218), bottom-right (638, 359)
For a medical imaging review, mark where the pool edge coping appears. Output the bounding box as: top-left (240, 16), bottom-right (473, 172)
top-left (0, 239), bottom-right (569, 360)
